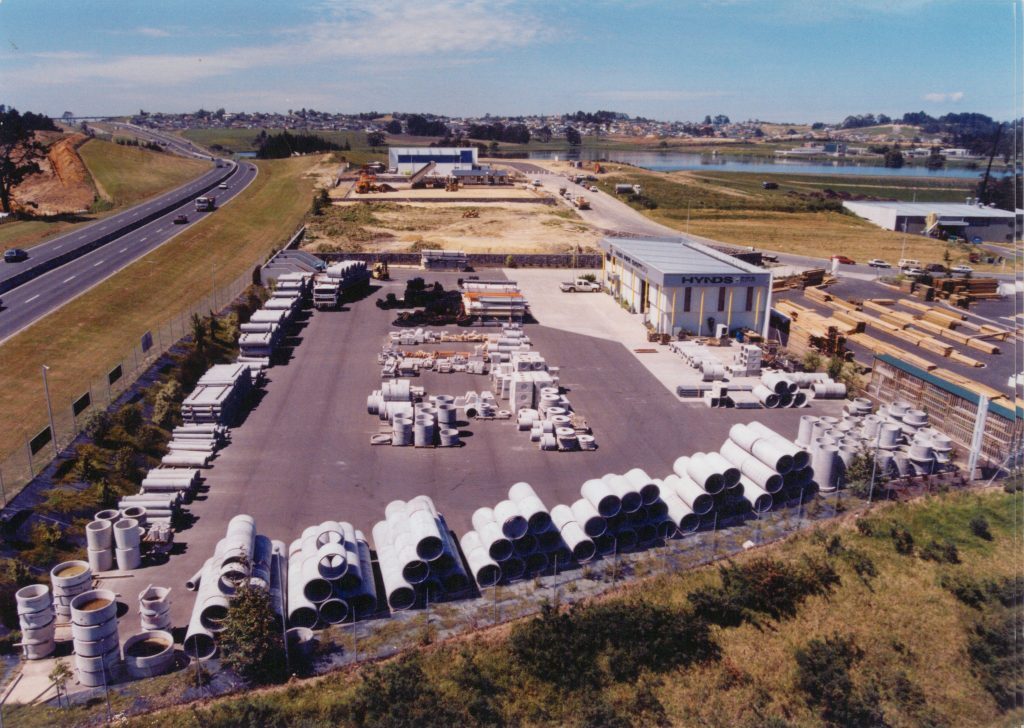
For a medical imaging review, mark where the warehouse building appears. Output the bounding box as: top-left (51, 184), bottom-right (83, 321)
top-left (599, 236), bottom-right (772, 337)
top-left (842, 200), bottom-right (1022, 242)
top-left (388, 146), bottom-right (478, 176)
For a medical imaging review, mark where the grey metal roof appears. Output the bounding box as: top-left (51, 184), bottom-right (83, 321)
top-left (844, 201), bottom-right (1017, 219)
top-left (600, 236), bottom-right (763, 276)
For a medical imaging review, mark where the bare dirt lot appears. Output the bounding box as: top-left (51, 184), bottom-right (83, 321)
top-left (303, 200), bottom-right (600, 254)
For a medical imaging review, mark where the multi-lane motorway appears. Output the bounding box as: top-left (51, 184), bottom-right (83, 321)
top-left (0, 158), bottom-right (258, 342)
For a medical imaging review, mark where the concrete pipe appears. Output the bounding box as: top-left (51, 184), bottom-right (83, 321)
top-left (500, 555), bottom-right (525, 581)
top-left (465, 547), bottom-right (502, 588)
top-left (746, 422), bottom-right (810, 469)
top-left (536, 524), bottom-right (562, 551)
top-left (624, 468), bottom-right (661, 505)
top-left (811, 445), bottom-right (839, 492)
top-left (663, 473), bottom-right (713, 516)
top-left (300, 551), bottom-right (333, 603)
top-left (797, 416), bottom-right (818, 447)
top-left (123, 631), bottom-right (175, 679)
top-left (524, 551), bottom-right (549, 574)
top-left (315, 521), bottom-right (344, 548)
top-left (75, 630), bottom-right (121, 658)
top-left (93, 509), bottom-right (121, 526)
top-left (701, 452), bottom-right (741, 489)
top-left (518, 495), bottom-right (552, 534)
top-left (569, 498), bottom-right (606, 538)
top-left (792, 391), bottom-right (808, 408)
top-left (287, 552), bottom-right (318, 628)
top-left (316, 542), bottom-right (348, 581)
top-left (21, 638), bottom-right (56, 661)
top-left (116, 546), bottom-right (141, 571)
top-left (198, 590), bottom-right (231, 633)
top-left (737, 476), bottom-right (773, 513)
top-left (70, 589), bottom-right (118, 626)
top-left (590, 533), bottom-right (613, 555)
top-left (645, 499), bottom-right (669, 521)
top-left (660, 489), bottom-right (701, 533)
top-left (85, 521), bottom-right (113, 552)
top-left (269, 542), bottom-right (287, 619)
top-left (344, 535), bottom-right (378, 618)
top-left (16, 584), bottom-right (52, 614)
top-left (86, 549), bottom-right (112, 574)
top-left (602, 473), bottom-right (642, 513)
top-left (248, 535), bottom-right (273, 591)
top-left (318, 597), bottom-right (350, 625)
top-left (512, 533), bottom-right (538, 556)
top-left (336, 522), bottom-right (362, 591)
top-left (184, 561), bottom-right (219, 659)
top-left (611, 527), bottom-right (638, 550)
top-left (71, 614), bottom-right (118, 642)
top-left (378, 549), bottom-right (416, 612)
top-left (559, 521), bottom-right (596, 563)
top-left (762, 372), bottom-right (797, 394)
top-left (51, 560), bottom-right (92, 594)
top-left (139, 586), bottom-right (171, 631)
top-left (636, 522), bottom-right (658, 544)
top-left (477, 521), bottom-right (514, 562)
top-left (75, 651), bottom-right (123, 687)
top-left (877, 423), bottom-right (902, 449)
top-left (19, 605), bottom-right (56, 632)
top-left (720, 439), bottom-right (784, 494)
top-left (838, 445), bottom-right (861, 469)
top-left (682, 454), bottom-right (726, 495)
top-left (581, 478), bottom-right (621, 518)
top-left (493, 499), bottom-right (529, 540)
top-left (407, 510), bottom-right (444, 561)
top-left (752, 384), bottom-right (780, 408)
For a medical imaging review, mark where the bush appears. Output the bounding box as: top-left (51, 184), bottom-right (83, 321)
top-left (347, 653), bottom-right (462, 728)
top-left (151, 379), bottom-right (182, 430)
top-left (919, 539), bottom-right (959, 564)
top-left (802, 351), bottom-right (822, 373)
top-left (219, 585), bottom-right (286, 685)
top-left (940, 571), bottom-right (986, 608)
top-left (890, 525), bottom-right (914, 555)
top-left (967, 607), bottom-right (1024, 709)
top-left (969, 515), bottom-right (992, 540)
top-left (795, 633), bottom-right (887, 727)
top-left (81, 410), bottom-right (112, 444)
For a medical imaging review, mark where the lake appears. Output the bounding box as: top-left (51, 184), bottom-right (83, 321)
top-left (525, 149), bottom-right (1006, 179)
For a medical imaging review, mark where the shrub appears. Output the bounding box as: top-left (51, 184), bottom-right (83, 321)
top-left (114, 402), bottom-right (144, 436)
top-left (940, 572), bottom-right (986, 608)
top-left (795, 633), bottom-right (886, 727)
top-left (219, 585), bottom-right (286, 685)
top-left (890, 525), bottom-right (914, 555)
top-left (71, 444), bottom-right (108, 484)
top-left (967, 608), bottom-right (1024, 709)
top-left (919, 539), bottom-right (959, 564)
top-left (347, 653), bottom-right (462, 728)
top-left (81, 409), bottom-right (112, 444)
top-left (802, 351), bottom-right (822, 373)
top-left (969, 515), bottom-right (992, 540)
top-left (151, 379), bottom-right (182, 430)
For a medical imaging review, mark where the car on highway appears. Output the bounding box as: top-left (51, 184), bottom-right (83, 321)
top-left (173, 214), bottom-right (189, 225)
top-left (3, 248), bottom-right (28, 263)
top-left (902, 267), bottom-right (928, 278)
top-left (866, 258), bottom-right (891, 268)
top-left (589, 185), bottom-right (599, 192)
top-left (218, 182), bottom-right (228, 190)
top-left (924, 263), bottom-right (946, 273)
top-left (950, 264), bottom-right (973, 275)
top-left (831, 255), bottom-right (856, 265)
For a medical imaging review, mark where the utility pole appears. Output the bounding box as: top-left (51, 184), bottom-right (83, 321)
top-left (41, 365), bottom-right (57, 457)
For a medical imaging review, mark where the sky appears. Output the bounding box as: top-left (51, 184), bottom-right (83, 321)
top-left (0, 0), bottom-right (1019, 123)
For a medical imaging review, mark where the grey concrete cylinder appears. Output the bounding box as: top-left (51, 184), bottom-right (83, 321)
top-left (86, 520), bottom-right (114, 551)
top-left (123, 631), bottom-right (175, 679)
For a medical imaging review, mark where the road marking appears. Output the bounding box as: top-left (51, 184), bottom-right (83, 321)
top-left (98, 225), bottom-right (107, 230)
top-left (140, 237), bottom-right (148, 242)
top-left (63, 275), bottom-right (75, 283)
top-left (54, 245), bottom-right (63, 250)
top-left (93, 260), bottom-right (105, 267)
top-left (24, 294), bottom-right (39, 303)
top-left (119, 247), bottom-right (128, 253)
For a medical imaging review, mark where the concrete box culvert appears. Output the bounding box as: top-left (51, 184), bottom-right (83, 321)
top-left (123, 631), bottom-right (175, 679)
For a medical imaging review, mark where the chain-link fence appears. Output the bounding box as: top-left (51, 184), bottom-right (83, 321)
top-left (0, 269), bottom-right (253, 506)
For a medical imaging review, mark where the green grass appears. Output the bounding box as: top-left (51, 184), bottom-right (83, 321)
top-left (0, 156), bottom-right (318, 464)
top-left (78, 139), bottom-right (210, 207)
top-left (8, 488), bottom-right (1013, 727)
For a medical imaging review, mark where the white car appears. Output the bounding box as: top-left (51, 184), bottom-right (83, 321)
top-left (867, 258), bottom-right (891, 268)
top-left (589, 185), bottom-right (599, 192)
top-left (950, 264), bottom-right (973, 275)
top-left (903, 267), bottom-right (927, 278)
top-left (218, 182), bottom-right (228, 190)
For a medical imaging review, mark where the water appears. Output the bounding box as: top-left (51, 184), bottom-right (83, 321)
top-left (526, 148), bottom-right (1007, 179)
top-left (235, 151), bottom-right (257, 158)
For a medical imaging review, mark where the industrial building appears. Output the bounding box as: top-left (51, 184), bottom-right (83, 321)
top-left (599, 236), bottom-right (772, 338)
top-left (388, 146), bottom-right (478, 176)
top-left (842, 200), bottom-right (1022, 242)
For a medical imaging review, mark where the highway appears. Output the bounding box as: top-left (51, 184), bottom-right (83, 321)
top-left (0, 159), bottom-right (258, 342)
top-left (106, 122), bottom-right (212, 160)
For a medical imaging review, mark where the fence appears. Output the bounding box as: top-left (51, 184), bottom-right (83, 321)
top-left (318, 251), bottom-right (604, 269)
top-left (0, 269), bottom-right (254, 507)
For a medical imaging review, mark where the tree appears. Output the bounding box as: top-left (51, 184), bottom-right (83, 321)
top-left (565, 126), bottom-right (582, 146)
top-left (190, 313), bottom-right (207, 352)
top-left (385, 119), bottom-right (403, 135)
top-left (219, 585), bottom-right (285, 684)
top-left (49, 660), bottom-right (73, 709)
top-left (535, 125), bottom-right (552, 143)
top-left (0, 106), bottom-right (49, 213)
top-left (883, 146), bottom-right (904, 168)
top-left (366, 131), bottom-right (386, 148)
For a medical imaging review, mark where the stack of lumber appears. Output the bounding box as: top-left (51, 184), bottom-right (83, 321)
top-left (932, 367), bottom-right (1008, 403)
top-left (848, 333), bottom-right (937, 371)
top-left (774, 299), bottom-right (847, 357)
top-left (801, 269), bottom-right (826, 287)
top-left (933, 277), bottom-right (1001, 303)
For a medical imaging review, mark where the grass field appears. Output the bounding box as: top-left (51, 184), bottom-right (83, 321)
top-left (0, 140), bottom-right (211, 252)
top-left (9, 487), bottom-right (1016, 727)
top-left (0, 156), bottom-right (318, 463)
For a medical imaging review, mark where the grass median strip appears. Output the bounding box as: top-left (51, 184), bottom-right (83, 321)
top-left (0, 155), bottom-right (318, 462)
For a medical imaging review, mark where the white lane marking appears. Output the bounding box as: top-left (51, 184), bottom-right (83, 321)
top-left (54, 245), bottom-right (64, 250)
top-left (132, 212), bottom-right (139, 217)
top-left (98, 225), bottom-right (107, 230)
top-left (63, 275), bottom-right (76, 283)
top-left (24, 294), bottom-right (39, 303)
top-left (93, 260), bottom-right (105, 267)
top-left (140, 237), bottom-right (148, 242)
top-left (119, 247), bottom-right (128, 253)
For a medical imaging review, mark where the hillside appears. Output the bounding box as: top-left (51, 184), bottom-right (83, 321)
top-left (8, 487), bottom-right (1017, 727)
top-left (78, 138), bottom-right (210, 208)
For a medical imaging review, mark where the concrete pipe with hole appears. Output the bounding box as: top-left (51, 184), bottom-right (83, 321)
top-left (569, 498), bottom-right (606, 538)
top-left (344, 533), bottom-right (378, 619)
top-left (701, 452), bottom-right (741, 489)
top-left (184, 559), bottom-right (220, 660)
top-left (287, 546), bottom-right (318, 628)
top-left (581, 478), bottom-right (620, 518)
top-left (660, 487), bottom-right (702, 533)
top-left (720, 439), bottom-right (784, 494)
top-left (493, 499), bottom-right (529, 540)
top-left (624, 468), bottom-right (661, 505)
top-left (602, 473), bottom-right (642, 513)
top-left (465, 546), bottom-right (502, 588)
top-left (683, 453), bottom-right (727, 495)
top-left (663, 473), bottom-right (713, 516)
top-left (559, 520), bottom-right (596, 563)
top-left (737, 476), bottom-right (773, 513)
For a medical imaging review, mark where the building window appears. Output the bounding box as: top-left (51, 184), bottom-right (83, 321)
top-left (717, 286), bottom-right (727, 311)
top-left (683, 287), bottom-right (692, 312)
top-left (745, 286), bottom-right (754, 312)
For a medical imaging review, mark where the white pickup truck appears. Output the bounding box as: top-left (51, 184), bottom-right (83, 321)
top-left (560, 278), bottom-right (602, 292)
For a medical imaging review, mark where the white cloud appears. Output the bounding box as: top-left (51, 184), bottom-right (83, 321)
top-left (923, 91), bottom-right (965, 103)
top-left (585, 90), bottom-right (730, 102)
top-left (134, 27), bottom-right (172, 38)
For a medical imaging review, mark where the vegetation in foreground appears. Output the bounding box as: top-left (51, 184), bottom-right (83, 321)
top-left (6, 487), bottom-right (1013, 727)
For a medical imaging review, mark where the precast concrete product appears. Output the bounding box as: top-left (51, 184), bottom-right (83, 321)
top-left (602, 473), bottom-right (643, 513)
top-left (797, 416), bottom-right (818, 447)
top-left (392, 418), bottom-right (413, 446)
top-left (752, 383), bottom-right (781, 408)
top-left (501, 555), bottom-right (525, 581)
top-left (113, 518), bottom-right (141, 550)
top-left (663, 473), bottom-right (713, 516)
top-left (408, 509), bottom-right (445, 561)
top-left (811, 381), bottom-right (847, 399)
top-left (878, 423), bottom-right (902, 449)
top-left (184, 559), bottom-right (220, 659)
top-left (375, 531), bottom-right (416, 612)
top-left (16, 584), bottom-right (52, 614)
top-left (559, 520), bottom-right (597, 562)
top-left (568, 499), bottom-right (606, 537)
top-left (335, 522), bottom-right (362, 591)
top-left (903, 409), bottom-right (928, 427)
top-left (71, 589), bottom-right (121, 684)
top-left (316, 542), bottom-right (348, 581)
top-left (811, 445), bottom-right (840, 492)
top-left (837, 445), bottom-right (860, 469)
top-left (115, 546), bottom-right (142, 571)
top-left (464, 544), bottom-right (502, 587)
top-left (746, 422), bottom-right (810, 469)
top-left (512, 533), bottom-right (538, 556)
top-left (248, 535), bottom-right (273, 590)
top-left (536, 524), bottom-right (562, 551)
top-left (701, 452), bottom-right (741, 489)
top-left (624, 468), bottom-right (661, 505)
top-left (719, 439), bottom-right (784, 494)
top-left (762, 372), bottom-right (797, 394)
top-left (611, 526), bottom-right (638, 550)
top-left (792, 391), bottom-right (808, 407)
top-left (680, 454), bottom-right (726, 495)
top-left (87, 548), bottom-right (113, 573)
top-left (908, 442), bottom-right (934, 462)
top-left (437, 404), bottom-right (457, 427)
top-left (86, 520), bottom-right (113, 551)
top-left (123, 630), bottom-right (175, 679)
top-left (287, 547), bottom-right (318, 628)
top-left (581, 478), bottom-right (621, 518)
top-left (71, 615), bottom-right (119, 642)
top-left (524, 550), bottom-right (549, 574)
top-left (318, 597), bottom-right (350, 625)
top-left (413, 419), bottom-right (436, 447)
top-left (438, 428), bottom-right (461, 447)
top-left (778, 392), bottom-right (794, 408)
top-left (659, 489), bottom-right (701, 533)
top-left (493, 499), bottom-right (529, 540)
top-left (636, 522), bottom-right (658, 544)
top-left (737, 477), bottom-right (773, 513)
top-left (138, 585), bottom-right (172, 631)
top-left (50, 560), bottom-right (93, 621)
top-left (342, 534), bottom-right (378, 618)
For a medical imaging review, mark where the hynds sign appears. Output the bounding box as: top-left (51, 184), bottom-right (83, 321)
top-left (668, 274), bottom-right (761, 285)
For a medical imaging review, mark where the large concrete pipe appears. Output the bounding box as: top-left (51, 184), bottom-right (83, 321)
top-left (662, 473), bottom-right (714, 516)
top-left (811, 445), bottom-right (839, 492)
top-left (509, 483), bottom-right (553, 534)
top-left (752, 384), bottom-right (781, 408)
top-left (464, 544), bottom-right (502, 588)
top-left (679, 455), bottom-right (726, 496)
top-left (737, 476), bottom-right (773, 513)
top-left (762, 371), bottom-right (797, 394)
top-left (287, 545), bottom-right (318, 628)
top-left (337, 522), bottom-right (362, 591)
top-left (602, 473), bottom-right (642, 513)
top-left (318, 597), bottom-right (350, 625)
top-left (493, 499), bottom-right (529, 540)
top-left (393, 531), bottom-right (429, 584)
top-left (720, 439), bottom-right (784, 494)
top-left (184, 559), bottom-right (219, 659)
top-left (624, 468), bottom-right (661, 505)
top-left (512, 533), bottom-right (538, 556)
top-left (408, 509), bottom-right (445, 561)
top-left (567, 499), bottom-right (606, 538)
top-left (746, 421), bottom-right (811, 469)
top-left (268, 541), bottom-right (287, 620)
top-left (659, 488), bottom-right (702, 533)
top-left (373, 525), bottom-right (415, 612)
top-left (249, 535), bottom-right (272, 590)
top-left (315, 520), bottom-right (344, 548)
top-left (730, 424), bottom-right (794, 474)
top-left (559, 520), bottom-right (597, 563)
top-left (700, 452), bottom-right (741, 489)
top-left (501, 555), bottom-right (525, 581)
top-left (581, 478), bottom-right (621, 518)
top-left (344, 534), bottom-right (378, 618)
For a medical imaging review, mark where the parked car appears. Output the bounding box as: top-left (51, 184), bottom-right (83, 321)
top-left (924, 263), bottom-right (946, 273)
top-left (831, 255), bottom-right (856, 265)
top-left (950, 264), bottom-right (973, 275)
top-left (173, 214), bottom-right (189, 225)
top-left (903, 267), bottom-right (927, 278)
top-left (867, 258), bottom-right (891, 268)
top-left (3, 248), bottom-right (28, 262)
top-left (589, 185), bottom-right (599, 192)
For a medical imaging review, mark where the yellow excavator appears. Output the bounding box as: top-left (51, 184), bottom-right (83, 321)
top-left (372, 261), bottom-right (390, 280)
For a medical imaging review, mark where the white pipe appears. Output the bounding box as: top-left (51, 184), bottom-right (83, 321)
top-left (660, 489), bottom-right (700, 533)
top-left (737, 476), bottom-right (773, 513)
top-left (287, 545), bottom-right (318, 628)
top-left (663, 473), bottom-right (713, 515)
top-left (516, 494), bottom-right (552, 534)
top-left (559, 521), bottom-right (596, 562)
top-left (581, 478), bottom-right (620, 518)
top-left (720, 439), bottom-right (784, 494)
top-left (602, 473), bottom-right (642, 513)
top-left (569, 498), bottom-right (606, 537)
top-left (493, 499), bottom-right (529, 540)
top-left (184, 559), bottom-right (219, 659)
top-left (623, 468), bottom-right (661, 505)
top-left (683, 454), bottom-right (726, 495)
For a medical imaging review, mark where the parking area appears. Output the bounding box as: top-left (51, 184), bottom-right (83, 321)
top-left (99, 269), bottom-right (844, 632)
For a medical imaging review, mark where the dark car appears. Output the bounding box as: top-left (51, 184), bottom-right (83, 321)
top-left (831, 255), bottom-right (856, 265)
top-left (924, 263), bottom-right (946, 273)
top-left (173, 214), bottom-right (189, 225)
top-left (3, 248), bottom-right (28, 262)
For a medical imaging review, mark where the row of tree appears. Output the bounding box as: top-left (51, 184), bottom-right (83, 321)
top-left (836, 111), bottom-right (1022, 160)
top-left (465, 123), bottom-right (531, 144)
top-left (254, 130), bottom-right (347, 159)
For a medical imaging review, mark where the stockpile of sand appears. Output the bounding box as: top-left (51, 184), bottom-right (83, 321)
top-left (12, 132), bottom-right (96, 215)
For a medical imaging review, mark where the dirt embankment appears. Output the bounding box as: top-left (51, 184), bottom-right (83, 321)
top-left (12, 132), bottom-right (96, 215)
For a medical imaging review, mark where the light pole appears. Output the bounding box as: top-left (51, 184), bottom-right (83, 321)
top-left (41, 365), bottom-right (57, 457)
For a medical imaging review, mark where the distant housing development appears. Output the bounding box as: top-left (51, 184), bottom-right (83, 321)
top-left (842, 200), bottom-right (1023, 242)
top-left (388, 147), bottom-right (478, 176)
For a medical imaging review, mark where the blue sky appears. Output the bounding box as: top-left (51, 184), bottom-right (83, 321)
top-left (0, 0), bottom-right (1018, 122)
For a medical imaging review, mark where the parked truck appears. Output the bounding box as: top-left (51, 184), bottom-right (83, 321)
top-left (572, 196), bottom-right (590, 210)
top-left (560, 278), bottom-right (602, 292)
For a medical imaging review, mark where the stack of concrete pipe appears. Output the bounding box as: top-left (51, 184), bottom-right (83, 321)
top-left (286, 521), bottom-right (376, 628)
top-left (15, 584), bottom-right (56, 660)
top-left (138, 585), bottom-right (172, 631)
top-left (114, 518), bottom-right (143, 571)
top-left (372, 496), bottom-right (466, 613)
top-left (71, 589), bottom-right (122, 687)
top-left (720, 422), bottom-right (813, 511)
top-left (181, 364), bottom-right (253, 427)
top-left (50, 560), bottom-right (93, 622)
top-left (138, 467), bottom-right (202, 505)
top-left (85, 517), bottom-right (115, 573)
top-left (122, 630), bottom-right (176, 679)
